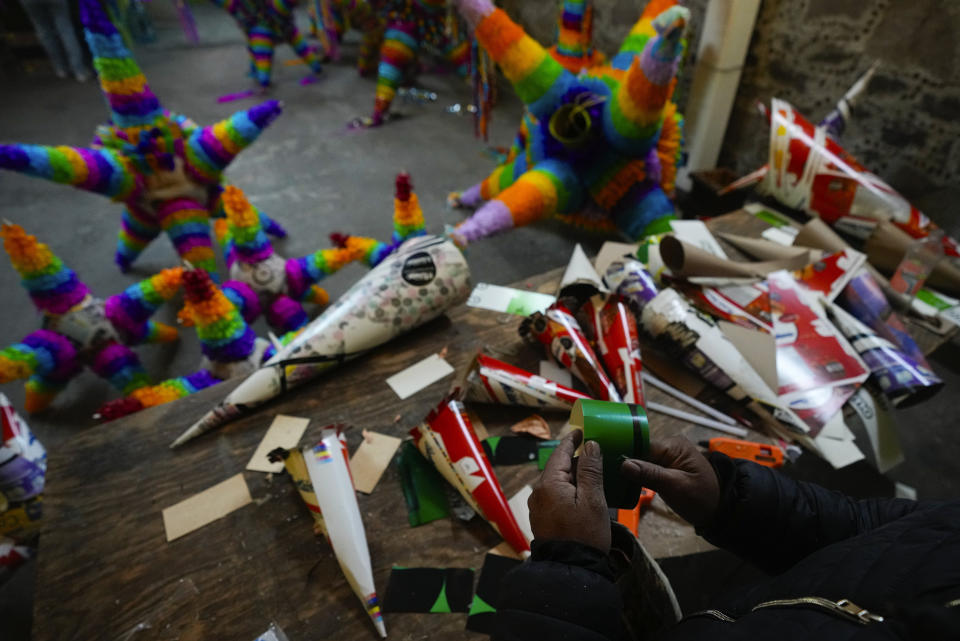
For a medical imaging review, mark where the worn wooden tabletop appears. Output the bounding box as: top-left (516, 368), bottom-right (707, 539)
top-left (42, 206), bottom-right (938, 641)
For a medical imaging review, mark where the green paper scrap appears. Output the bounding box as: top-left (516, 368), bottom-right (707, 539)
top-left (537, 440), bottom-right (561, 470)
top-left (506, 293), bottom-right (551, 316)
top-left (485, 436), bottom-right (501, 455)
top-left (915, 288), bottom-right (955, 311)
top-left (429, 581), bottom-right (452, 613)
top-left (398, 441), bottom-right (450, 527)
top-left (570, 399), bottom-right (650, 509)
top-left (468, 594), bottom-right (496, 617)
top-left (752, 208), bottom-right (793, 228)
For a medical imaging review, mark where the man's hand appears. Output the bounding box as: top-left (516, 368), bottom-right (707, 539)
top-left (620, 436), bottom-right (720, 528)
top-left (528, 430), bottom-right (611, 553)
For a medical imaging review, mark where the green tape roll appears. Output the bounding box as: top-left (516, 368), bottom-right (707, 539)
top-left (570, 399), bottom-right (650, 508)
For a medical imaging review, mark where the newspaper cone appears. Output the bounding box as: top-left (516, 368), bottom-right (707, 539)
top-left (302, 426), bottom-right (386, 638)
top-left (411, 396), bottom-right (531, 556)
top-left (580, 295), bottom-right (645, 404)
top-left (520, 302), bottom-right (621, 402)
top-left (171, 236), bottom-right (471, 447)
top-left (461, 352), bottom-right (590, 410)
top-left (828, 304), bottom-right (942, 406)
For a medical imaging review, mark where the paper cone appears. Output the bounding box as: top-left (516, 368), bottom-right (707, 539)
top-left (662, 235), bottom-right (812, 279)
top-left (558, 244), bottom-right (606, 301)
top-left (793, 217), bottom-right (849, 255)
top-left (303, 426), bottom-right (386, 638)
top-left (268, 447), bottom-right (327, 537)
top-left (580, 295), bottom-right (645, 404)
top-left (828, 304), bottom-right (942, 406)
top-left (604, 258), bottom-right (660, 312)
top-left (520, 302), bottom-right (621, 402)
top-left (865, 221), bottom-right (960, 296)
top-left (569, 399), bottom-right (648, 509)
top-left (411, 396), bottom-right (530, 556)
top-left (0, 393), bottom-right (46, 501)
top-left (460, 352), bottom-right (590, 410)
top-left (718, 233), bottom-right (813, 262)
top-left (171, 236), bottom-right (471, 447)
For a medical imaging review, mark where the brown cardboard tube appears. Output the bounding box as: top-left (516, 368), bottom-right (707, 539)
top-left (793, 217), bottom-right (849, 255)
top-left (719, 233), bottom-right (813, 262)
top-left (661, 236), bottom-right (811, 278)
top-left (866, 221), bottom-right (960, 296)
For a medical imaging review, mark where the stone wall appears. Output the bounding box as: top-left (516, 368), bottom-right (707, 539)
top-left (498, 0), bottom-right (960, 200)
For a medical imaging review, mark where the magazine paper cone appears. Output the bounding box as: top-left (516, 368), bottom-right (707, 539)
top-left (661, 236), bottom-right (811, 279)
top-left (865, 221), bottom-right (960, 296)
top-left (303, 427), bottom-right (386, 638)
top-left (558, 244), bottom-right (607, 301)
top-left (411, 397), bottom-right (530, 556)
top-left (520, 302), bottom-right (621, 402)
top-left (0, 394), bottom-right (46, 501)
top-left (580, 295), bottom-right (645, 404)
top-left (604, 258), bottom-right (660, 313)
top-left (171, 236), bottom-right (471, 447)
top-left (828, 304), bottom-right (941, 407)
top-left (461, 352), bottom-right (590, 410)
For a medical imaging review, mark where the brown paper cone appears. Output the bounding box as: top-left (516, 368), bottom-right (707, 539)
top-left (865, 221), bottom-right (960, 296)
top-left (661, 236), bottom-right (811, 278)
top-left (793, 217), bottom-right (849, 255)
top-left (719, 233), bottom-right (814, 262)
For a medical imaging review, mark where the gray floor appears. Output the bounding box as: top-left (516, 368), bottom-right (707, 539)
top-left (1, 4), bottom-right (958, 638)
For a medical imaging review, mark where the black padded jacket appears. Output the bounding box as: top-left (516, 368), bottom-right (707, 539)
top-left (493, 453), bottom-right (960, 640)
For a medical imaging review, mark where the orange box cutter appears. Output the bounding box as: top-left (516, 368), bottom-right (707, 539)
top-left (616, 488), bottom-right (655, 536)
top-left (701, 437), bottom-right (784, 468)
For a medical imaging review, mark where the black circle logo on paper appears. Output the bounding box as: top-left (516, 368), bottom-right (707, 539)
top-left (401, 252), bottom-right (437, 286)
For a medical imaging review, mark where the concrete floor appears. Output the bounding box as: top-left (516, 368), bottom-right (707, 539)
top-left (1, 4), bottom-right (959, 638)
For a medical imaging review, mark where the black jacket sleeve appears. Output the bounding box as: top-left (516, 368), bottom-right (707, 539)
top-left (697, 453), bottom-right (921, 574)
top-left (493, 539), bottom-right (626, 641)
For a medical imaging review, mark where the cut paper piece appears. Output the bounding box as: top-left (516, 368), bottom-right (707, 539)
top-left (303, 426), bottom-right (386, 638)
top-left (350, 430), bottom-right (402, 494)
top-left (792, 250), bottom-right (866, 303)
top-left (246, 415), bottom-right (310, 473)
top-left (670, 220), bottom-right (728, 259)
top-left (508, 485), bottom-right (533, 546)
top-left (539, 360), bottom-right (572, 388)
top-left (744, 203), bottom-right (797, 230)
top-left (461, 352), bottom-right (589, 410)
top-left (661, 236), bottom-right (811, 279)
top-left (580, 294), bottom-right (646, 404)
top-left (520, 302), bottom-right (621, 402)
top-left (466, 283), bottom-right (555, 316)
top-left (570, 400), bottom-right (649, 509)
top-left (253, 623), bottom-right (290, 641)
top-left (828, 304), bottom-right (941, 406)
top-left (172, 235), bottom-right (471, 447)
top-left (762, 227), bottom-right (798, 246)
top-left (466, 553), bottom-right (523, 634)
top-left (482, 436), bottom-right (541, 466)
top-left (162, 474), bottom-right (252, 542)
top-left (386, 354), bottom-right (455, 400)
top-left (510, 414), bottom-right (552, 440)
top-left (847, 386), bottom-right (903, 473)
top-left (397, 441), bottom-right (450, 527)
top-left (769, 271), bottom-right (869, 436)
top-left (811, 412), bottom-right (864, 469)
top-left (894, 482), bottom-right (917, 500)
top-left (382, 567), bottom-right (475, 613)
top-left (594, 241), bottom-right (640, 282)
top-left (411, 396), bottom-right (530, 556)
top-left (558, 244), bottom-right (607, 301)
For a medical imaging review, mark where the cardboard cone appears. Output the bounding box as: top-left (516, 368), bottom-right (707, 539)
top-left (411, 396), bottom-right (531, 557)
top-left (580, 295), bottom-right (645, 404)
top-left (865, 221), bottom-right (960, 296)
top-left (171, 236), bottom-right (471, 447)
top-left (793, 217), bottom-right (849, 255)
top-left (460, 352), bottom-right (590, 410)
top-left (302, 426), bottom-right (386, 638)
top-left (520, 302), bottom-right (621, 402)
top-left (828, 304), bottom-right (942, 406)
top-left (718, 233), bottom-right (813, 262)
top-left (661, 236), bottom-right (811, 279)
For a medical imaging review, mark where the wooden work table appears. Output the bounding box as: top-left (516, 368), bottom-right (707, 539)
top-left (36, 209), bottom-right (937, 641)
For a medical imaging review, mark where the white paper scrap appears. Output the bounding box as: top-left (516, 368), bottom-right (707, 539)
top-left (761, 226), bottom-right (799, 246)
top-left (812, 412), bottom-right (864, 469)
top-left (467, 283), bottom-right (556, 316)
top-left (386, 353), bottom-right (455, 399)
top-left (539, 360), bottom-right (573, 388)
top-left (670, 220), bottom-right (728, 259)
top-left (508, 485), bottom-right (534, 545)
top-left (847, 387), bottom-right (904, 473)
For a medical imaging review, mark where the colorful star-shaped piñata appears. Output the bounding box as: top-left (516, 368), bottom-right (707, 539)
top-left (309, 0), bottom-right (386, 75)
top-left (449, 0), bottom-right (687, 244)
top-left (212, 0), bottom-right (324, 87)
top-left (0, 0), bottom-right (285, 276)
top-left (0, 223), bottom-right (182, 413)
top-left (214, 186), bottom-right (364, 334)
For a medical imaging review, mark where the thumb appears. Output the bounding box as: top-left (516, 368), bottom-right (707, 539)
top-left (576, 440), bottom-right (605, 501)
top-left (621, 458), bottom-right (676, 494)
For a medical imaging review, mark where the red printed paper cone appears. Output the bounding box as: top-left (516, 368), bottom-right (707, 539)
top-left (520, 302), bottom-right (621, 401)
top-left (580, 294), bottom-right (645, 404)
top-left (461, 352), bottom-right (590, 410)
top-left (411, 395), bottom-right (530, 556)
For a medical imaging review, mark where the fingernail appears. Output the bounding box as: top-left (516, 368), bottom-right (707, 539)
top-left (585, 440), bottom-right (600, 457)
